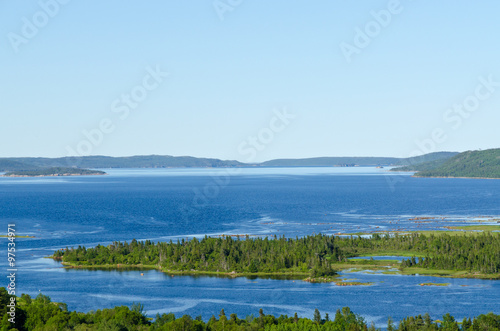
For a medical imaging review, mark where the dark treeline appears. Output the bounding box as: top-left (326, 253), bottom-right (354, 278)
top-left (3, 167), bottom-right (106, 177)
top-left (341, 232), bottom-right (500, 274)
top-left (2, 288), bottom-right (500, 331)
top-left (54, 232), bottom-right (500, 275)
top-left (393, 312), bottom-right (500, 331)
top-left (398, 233), bottom-right (500, 273)
top-left (415, 148), bottom-right (500, 179)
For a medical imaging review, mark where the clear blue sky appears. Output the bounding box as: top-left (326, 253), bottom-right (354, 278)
top-left (1, 1), bottom-right (499, 162)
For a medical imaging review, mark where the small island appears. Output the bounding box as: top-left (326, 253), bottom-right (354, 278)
top-left (52, 231), bottom-right (500, 280)
top-left (2, 167), bottom-right (107, 177)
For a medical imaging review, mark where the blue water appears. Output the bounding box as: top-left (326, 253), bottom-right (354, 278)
top-left (1, 167), bottom-right (499, 328)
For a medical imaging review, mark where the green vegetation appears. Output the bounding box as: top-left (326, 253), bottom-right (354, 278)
top-left (2, 167), bottom-right (106, 177)
top-left (54, 232), bottom-right (500, 279)
top-left (397, 232), bottom-right (500, 274)
top-left (332, 259), bottom-right (401, 274)
top-left (411, 230), bottom-right (498, 237)
top-left (447, 225), bottom-right (500, 231)
top-left (347, 258), bottom-right (401, 264)
top-left (393, 148), bottom-right (500, 178)
top-left (1, 288), bottom-right (149, 331)
top-left (346, 225), bottom-right (500, 238)
top-left (391, 152), bottom-right (458, 169)
top-left (259, 152), bottom-right (456, 167)
top-left (390, 158), bottom-right (454, 172)
top-left (334, 281), bottom-right (374, 286)
top-left (419, 283), bottom-right (450, 286)
top-left (303, 276), bottom-right (339, 283)
top-left (3, 288), bottom-right (500, 330)
top-left (395, 312), bottom-right (500, 331)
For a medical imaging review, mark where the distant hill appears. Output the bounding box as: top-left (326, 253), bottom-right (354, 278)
top-left (259, 157), bottom-right (398, 167)
top-left (0, 152), bottom-right (458, 171)
top-left (392, 152), bottom-right (459, 168)
top-left (3, 167), bottom-right (106, 177)
top-left (411, 149), bottom-right (500, 179)
top-left (0, 155), bottom-right (244, 170)
top-left (391, 158), bottom-right (449, 172)
top-left (0, 160), bottom-right (40, 171)
top-left (259, 152), bottom-right (457, 167)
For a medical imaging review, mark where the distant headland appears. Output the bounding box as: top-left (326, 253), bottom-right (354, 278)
top-left (391, 148), bottom-right (500, 179)
top-left (2, 167), bottom-right (107, 177)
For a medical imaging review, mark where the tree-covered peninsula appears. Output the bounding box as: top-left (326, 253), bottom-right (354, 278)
top-left (53, 232), bottom-right (500, 279)
top-left (392, 148), bottom-right (500, 179)
top-left (54, 235), bottom-right (340, 279)
top-left (2, 167), bottom-right (106, 177)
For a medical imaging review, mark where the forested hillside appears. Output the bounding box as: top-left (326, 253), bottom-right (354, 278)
top-left (392, 149), bottom-right (500, 178)
top-left (414, 149), bottom-right (500, 178)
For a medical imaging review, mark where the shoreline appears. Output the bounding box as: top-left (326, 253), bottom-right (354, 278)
top-left (2, 173), bottom-right (108, 178)
top-left (55, 260), bottom-right (500, 281)
top-left (412, 175), bottom-right (500, 180)
top-left (390, 169), bottom-right (500, 180)
top-left (58, 262), bottom-right (313, 279)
